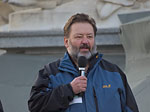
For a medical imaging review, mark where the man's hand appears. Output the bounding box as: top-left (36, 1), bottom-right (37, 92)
top-left (70, 76), bottom-right (87, 94)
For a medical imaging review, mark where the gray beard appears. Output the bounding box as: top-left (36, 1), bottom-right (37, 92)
top-left (68, 40), bottom-right (97, 61)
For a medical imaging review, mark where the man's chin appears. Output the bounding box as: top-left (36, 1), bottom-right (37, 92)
top-left (78, 52), bottom-right (91, 59)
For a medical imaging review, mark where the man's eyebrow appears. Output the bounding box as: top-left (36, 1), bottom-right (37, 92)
top-left (87, 33), bottom-right (93, 35)
top-left (74, 33), bottom-right (93, 36)
top-left (73, 34), bottom-right (83, 36)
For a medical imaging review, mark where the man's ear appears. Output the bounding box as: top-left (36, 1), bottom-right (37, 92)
top-left (64, 36), bottom-right (69, 48)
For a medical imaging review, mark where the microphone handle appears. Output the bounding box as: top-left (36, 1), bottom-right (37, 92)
top-left (78, 70), bottom-right (85, 97)
top-left (78, 92), bottom-right (84, 97)
top-left (81, 70), bottom-right (85, 76)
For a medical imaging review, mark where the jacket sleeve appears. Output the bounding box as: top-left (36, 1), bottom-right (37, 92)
top-left (28, 67), bottom-right (74, 112)
top-left (0, 100), bottom-right (4, 112)
top-left (117, 66), bottom-right (139, 112)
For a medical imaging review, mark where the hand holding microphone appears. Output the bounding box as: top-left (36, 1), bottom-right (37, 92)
top-left (70, 76), bottom-right (87, 94)
top-left (70, 56), bottom-right (88, 95)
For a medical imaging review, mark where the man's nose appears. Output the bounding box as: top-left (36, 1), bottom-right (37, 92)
top-left (81, 36), bottom-right (88, 44)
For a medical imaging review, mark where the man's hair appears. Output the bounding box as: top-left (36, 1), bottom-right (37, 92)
top-left (63, 13), bottom-right (97, 38)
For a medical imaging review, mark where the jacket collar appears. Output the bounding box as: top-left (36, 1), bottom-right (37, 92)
top-left (58, 52), bottom-right (78, 76)
top-left (87, 53), bottom-right (103, 74)
top-left (58, 52), bottom-right (103, 76)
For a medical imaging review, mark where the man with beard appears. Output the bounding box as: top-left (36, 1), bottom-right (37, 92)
top-left (28, 13), bottom-right (139, 112)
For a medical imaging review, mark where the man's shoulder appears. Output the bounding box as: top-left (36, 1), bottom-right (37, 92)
top-left (39, 59), bottom-right (61, 76)
top-left (33, 59), bottom-right (62, 87)
top-left (99, 58), bottom-right (127, 84)
top-left (99, 59), bottom-right (118, 72)
top-left (99, 58), bottom-right (126, 79)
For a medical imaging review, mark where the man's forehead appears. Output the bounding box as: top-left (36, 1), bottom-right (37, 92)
top-left (74, 33), bottom-right (94, 36)
top-left (70, 23), bottom-right (94, 34)
top-left (71, 22), bottom-right (93, 28)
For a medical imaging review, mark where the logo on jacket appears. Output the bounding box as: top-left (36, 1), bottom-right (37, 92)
top-left (103, 84), bottom-right (111, 88)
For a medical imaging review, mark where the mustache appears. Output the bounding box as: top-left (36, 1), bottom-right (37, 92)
top-left (79, 44), bottom-right (90, 49)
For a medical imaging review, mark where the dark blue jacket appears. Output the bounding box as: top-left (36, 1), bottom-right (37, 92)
top-left (28, 52), bottom-right (139, 112)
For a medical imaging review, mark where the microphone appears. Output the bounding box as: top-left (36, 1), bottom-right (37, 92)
top-left (77, 56), bottom-right (88, 96)
top-left (77, 56), bottom-right (88, 76)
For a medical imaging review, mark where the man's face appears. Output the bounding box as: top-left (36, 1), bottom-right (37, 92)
top-left (64, 22), bottom-right (97, 60)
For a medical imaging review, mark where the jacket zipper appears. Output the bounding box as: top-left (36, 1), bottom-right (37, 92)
top-left (118, 88), bottom-right (126, 112)
top-left (93, 87), bottom-right (99, 112)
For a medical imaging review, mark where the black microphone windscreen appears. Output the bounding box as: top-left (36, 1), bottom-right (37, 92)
top-left (77, 56), bottom-right (88, 67)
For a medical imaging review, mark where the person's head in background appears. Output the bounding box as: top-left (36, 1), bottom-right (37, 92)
top-left (63, 13), bottom-right (98, 62)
